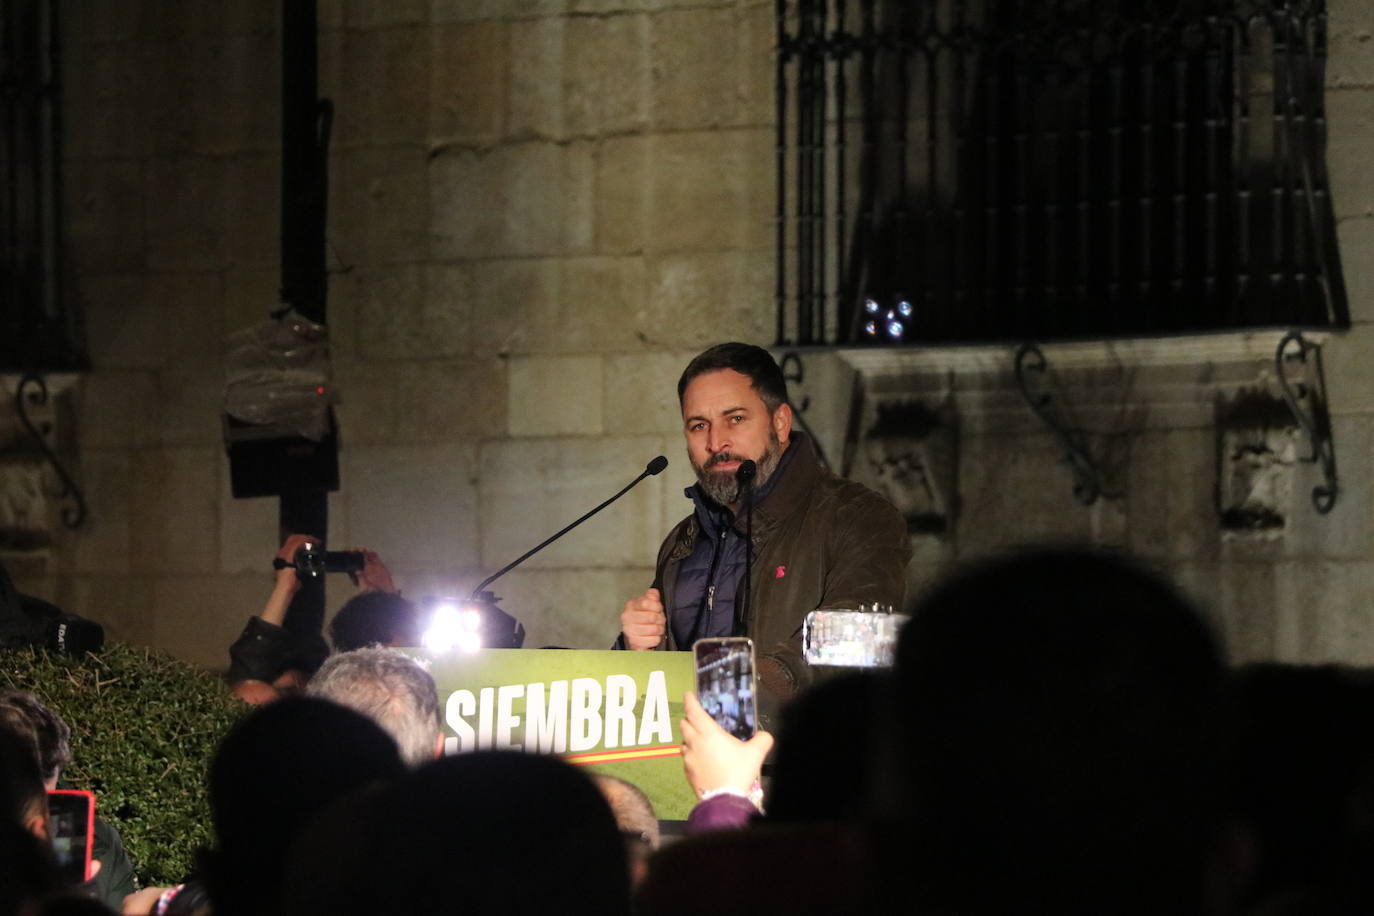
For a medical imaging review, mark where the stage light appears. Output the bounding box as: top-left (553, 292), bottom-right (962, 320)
top-left (420, 595), bottom-right (526, 653)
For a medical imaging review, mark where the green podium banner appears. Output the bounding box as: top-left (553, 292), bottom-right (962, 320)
top-left (410, 648), bottom-right (698, 820)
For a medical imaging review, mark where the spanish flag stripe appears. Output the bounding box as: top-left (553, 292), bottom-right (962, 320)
top-left (563, 744), bottom-right (683, 765)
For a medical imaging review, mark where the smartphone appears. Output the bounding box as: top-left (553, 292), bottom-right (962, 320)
top-left (47, 789), bottom-right (95, 884)
top-left (693, 636), bottom-right (758, 740)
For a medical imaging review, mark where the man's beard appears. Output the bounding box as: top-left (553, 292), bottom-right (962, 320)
top-left (691, 431), bottom-right (785, 508)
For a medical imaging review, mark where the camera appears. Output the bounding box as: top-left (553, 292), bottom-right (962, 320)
top-left (272, 540), bottom-right (365, 581)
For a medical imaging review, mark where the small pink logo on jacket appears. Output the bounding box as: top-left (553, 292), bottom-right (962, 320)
top-left (775, 565), bottom-right (787, 579)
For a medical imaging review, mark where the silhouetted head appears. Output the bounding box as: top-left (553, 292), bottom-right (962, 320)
top-left (328, 591), bottom-right (421, 652)
top-left (1215, 663), bottom-right (1374, 913)
top-left (768, 671), bottom-right (891, 824)
top-left (285, 751), bottom-right (630, 916)
top-left (202, 696), bottom-right (404, 916)
top-left (890, 546), bottom-right (1224, 915)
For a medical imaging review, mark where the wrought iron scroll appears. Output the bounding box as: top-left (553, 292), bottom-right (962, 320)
top-left (1014, 343), bottom-right (1101, 507)
top-left (14, 373), bottom-right (86, 528)
top-left (779, 351), bottom-right (832, 470)
top-left (1275, 330), bottom-right (1337, 514)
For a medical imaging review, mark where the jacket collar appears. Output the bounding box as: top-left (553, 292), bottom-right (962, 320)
top-left (673, 431), bottom-right (822, 553)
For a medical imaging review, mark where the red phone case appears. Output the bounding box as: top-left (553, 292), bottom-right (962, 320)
top-left (48, 788), bottom-right (96, 882)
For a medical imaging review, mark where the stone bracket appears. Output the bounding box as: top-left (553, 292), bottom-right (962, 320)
top-left (1014, 342), bottom-right (1103, 507)
top-left (12, 373), bottom-right (86, 529)
top-left (1275, 331), bottom-right (1338, 514)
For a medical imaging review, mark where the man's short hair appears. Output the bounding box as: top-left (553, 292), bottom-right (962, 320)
top-left (307, 648), bottom-right (440, 766)
top-left (677, 343), bottom-right (789, 413)
top-left (328, 592), bottom-right (421, 653)
top-left (0, 692), bottom-right (70, 784)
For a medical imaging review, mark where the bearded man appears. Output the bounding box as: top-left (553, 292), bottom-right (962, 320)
top-left (617, 343), bottom-right (912, 713)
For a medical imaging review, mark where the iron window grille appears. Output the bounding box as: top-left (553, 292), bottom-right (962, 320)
top-left (775, 0), bottom-right (1348, 346)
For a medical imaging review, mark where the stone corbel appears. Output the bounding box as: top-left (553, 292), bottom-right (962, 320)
top-left (855, 396), bottom-right (959, 535)
top-left (1215, 388), bottom-right (1300, 536)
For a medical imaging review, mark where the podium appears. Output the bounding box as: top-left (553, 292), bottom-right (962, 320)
top-left (410, 648), bottom-right (697, 820)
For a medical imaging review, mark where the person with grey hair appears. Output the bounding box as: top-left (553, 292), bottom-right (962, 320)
top-left (306, 648), bottom-right (442, 766)
top-left (591, 774), bottom-right (660, 888)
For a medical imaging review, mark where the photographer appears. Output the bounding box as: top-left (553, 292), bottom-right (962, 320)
top-left (228, 534), bottom-right (413, 705)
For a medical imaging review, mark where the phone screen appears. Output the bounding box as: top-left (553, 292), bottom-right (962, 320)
top-left (693, 637), bottom-right (758, 741)
top-left (47, 789), bottom-right (95, 884)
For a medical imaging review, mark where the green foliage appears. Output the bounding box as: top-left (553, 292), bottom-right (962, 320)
top-left (0, 642), bottom-right (244, 887)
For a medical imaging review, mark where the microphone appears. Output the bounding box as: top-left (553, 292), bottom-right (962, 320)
top-left (734, 459), bottom-right (757, 638)
top-left (470, 456), bottom-right (670, 598)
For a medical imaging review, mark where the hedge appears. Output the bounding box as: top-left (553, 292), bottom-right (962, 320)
top-left (0, 643), bottom-right (244, 887)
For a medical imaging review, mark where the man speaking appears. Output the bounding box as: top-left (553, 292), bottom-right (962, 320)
top-left (618, 343), bottom-right (912, 711)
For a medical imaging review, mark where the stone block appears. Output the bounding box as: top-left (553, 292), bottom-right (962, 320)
top-left (565, 14), bottom-right (649, 137)
top-left (508, 17), bottom-right (565, 139)
top-left (430, 0), bottom-right (569, 22)
top-left (556, 256), bottom-right (648, 352)
top-left (395, 359), bottom-right (508, 441)
top-left (63, 0), bottom-right (145, 42)
top-left (641, 249), bottom-right (774, 348)
top-left (63, 448), bottom-right (132, 575)
top-left (479, 435), bottom-right (667, 569)
top-left (225, 154), bottom-right (280, 268)
top-left (649, 6), bottom-right (751, 130)
top-left (217, 467), bottom-right (280, 575)
top-left (1281, 412), bottom-right (1374, 560)
top-left (152, 573), bottom-right (267, 669)
top-left (1327, 0), bottom-right (1374, 88)
top-left (191, 33), bottom-right (280, 154)
top-left (330, 146), bottom-right (429, 265)
top-left (594, 135), bottom-right (648, 254)
top-left (344, 0), bottom-right (428, 27)
top-left (63, 41), bottom-right (155, 160)
top-left (484, 567), bottom-right (657, 649)
top-left (1320, 325), bottom-right (1374, 414)
top-left (1325, 88), bottom-right (1374, 219)
top-left (74, 371), bottom-right (158, 448)
top-left (604, 351), bottom-right (699, 437)
top-left (332, 360), bottom-right (401, 446)
top-left (430, 21), bottom-right (510, 145)
top-left (955, 431), bottom-right (1127, 554)
top-left (351, 265), bottom-right (424, 360)
top-left (508, 355), bottom-right (604, 437)
top-left (1335, 217), bottom-right (1374, 324)
top-left (222, 269), bottom-right (283, 337)
top-left (646, 128), bottom-right (774, 252)
top-left (129, 447), bottom-right (220, 575)
top-left (57, 575), bottom-right (156, 647)
top-left (327, 27), bottom-right (430, 148)
top-left (153, 272), bottom-right (227, 370)
top-left (1275, 560), bottom-right (1374, 664)
top-left (155, 367), bottom-right (225, 447)
top-left (64, 158), bottom-right (145, 274)
top-left (469, 256), bottom-right (651, 355)
top-left (1214, 560), bottom-right (1278, 663)
top-left (138, 39), bottom-right (198, 156)
top-left (145, 157), bottom-right (230, 271)
top-left (1126, 427), bottom-right (1219, 562)
top-left (79, 275), bottom-right (158, 370)
top-left (430, 140), bottom-right (595, 259)
top-left (343, 442), bottom-right (480, 568)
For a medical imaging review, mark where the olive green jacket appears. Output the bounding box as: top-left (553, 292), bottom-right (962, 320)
top-left (655, 433), bottom-right (912, 716)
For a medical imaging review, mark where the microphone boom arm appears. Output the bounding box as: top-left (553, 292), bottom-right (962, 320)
top-left (470, 458), bottom-right (667, 599)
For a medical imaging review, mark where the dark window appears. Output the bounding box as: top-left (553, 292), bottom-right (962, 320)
top-left (776, 0), bottom-right (1348, 346)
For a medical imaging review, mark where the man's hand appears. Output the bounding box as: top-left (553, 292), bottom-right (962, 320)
top-left (620, 588), bottom-right (666, 651)
top-left (260, 533), bottom-right (318, 627)
top-left (680, 690), bottom-right (774, 799)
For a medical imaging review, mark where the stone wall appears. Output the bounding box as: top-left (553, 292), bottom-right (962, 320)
top-left (8, 0), bottom-right (1374, 669)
